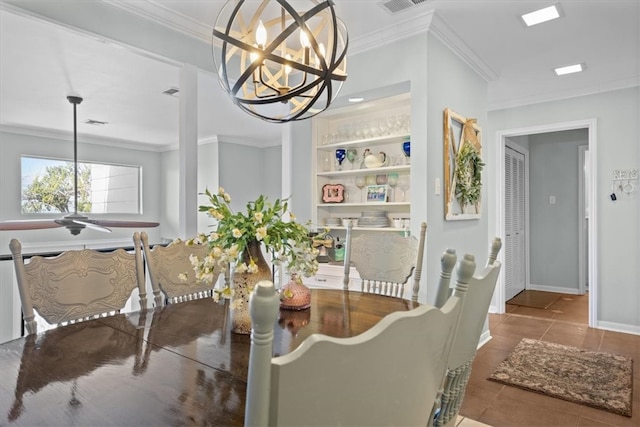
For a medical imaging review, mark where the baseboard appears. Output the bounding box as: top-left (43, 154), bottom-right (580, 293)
top-left (596, 321), bottom-right (640, 336)
top-left (528, 283), bottom-right (581, 295)
top-left (477, 330), bottom-right (492, 349)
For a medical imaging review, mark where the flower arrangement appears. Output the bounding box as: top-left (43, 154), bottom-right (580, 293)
top-left (184, 187), bottom-right (320, 303)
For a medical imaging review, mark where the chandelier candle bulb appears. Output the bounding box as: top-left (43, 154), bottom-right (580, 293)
top-left (212, 0), bottom-right (348, 122)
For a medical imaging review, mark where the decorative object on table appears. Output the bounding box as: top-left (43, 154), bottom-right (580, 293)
top-left (280, 273), bottom-right (311, 310)
top-left (366, 184), bottom-right (388, 203)
top-left (335, 148), bottom-right (346, 171)
top-left (346, 148), bottom-right (358, 169)
top-left (444, 108), bottom-right (483, 220)
top-left (186, 188), bottom-right (319, 334)
top-left (211, 0), bottom-right (348, 123)
top-left (402, 140), bottom-right (411, 164)
top-left (363, 149), bottom-right (388, 168)
top-left (489, 338), bottom-right (633, 417)
top-left (321, 183), bottom-right (345, 203)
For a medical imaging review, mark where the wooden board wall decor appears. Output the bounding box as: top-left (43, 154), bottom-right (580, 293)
top-left (444, 108), bottom-right (484, 220)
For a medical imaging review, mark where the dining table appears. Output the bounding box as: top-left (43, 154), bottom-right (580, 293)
top-left (0, 289), bottom-right (417, 426)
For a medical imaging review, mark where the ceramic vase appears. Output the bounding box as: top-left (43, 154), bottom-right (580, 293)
top-left (230, 239), bottom-right (271, 334)
top-left (280, 273), bottom-right (311, 310)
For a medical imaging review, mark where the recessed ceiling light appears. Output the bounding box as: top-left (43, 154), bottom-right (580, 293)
top-left (555, 63), bottom-right (584, 76)
top-left (521, 5), bottom-right (560, 27)
top-left (348, 97), bottom-right (364, 103)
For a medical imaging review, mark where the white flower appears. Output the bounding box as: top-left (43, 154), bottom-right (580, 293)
top-left (178, 272), bottom-right (188, 282)
top-left (255, 226), bottom-right (267, 241)
top-left (232, 228), bottom-right (243, 238)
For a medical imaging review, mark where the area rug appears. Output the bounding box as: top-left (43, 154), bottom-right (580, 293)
top-left (507, 290), bottom-right (562, 309)
top-left (489, 338), bottom-right (633, 417)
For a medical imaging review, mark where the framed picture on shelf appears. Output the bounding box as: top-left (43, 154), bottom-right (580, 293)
top-left (366, 184), bottom-right (388, 203)
top-left (322, 184), bottom-right (345, 203)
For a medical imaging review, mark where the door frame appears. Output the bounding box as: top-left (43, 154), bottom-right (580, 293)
top-left (578, 145), bottom-right (589, 295)
top-left (504, 141), bottom-right (530, 300)
top-left (494, 119), bottom-right (597, 327)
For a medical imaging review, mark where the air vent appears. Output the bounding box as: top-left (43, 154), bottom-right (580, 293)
top-left (162, 87), bottom-right (180, 96)
top-left (380, 0), bottom-right (428, 14)
top-left (85, 119), bottom-right (108, 126)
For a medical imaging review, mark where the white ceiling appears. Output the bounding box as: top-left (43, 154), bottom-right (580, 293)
top-left (0, 0), bottom-right (638, 150)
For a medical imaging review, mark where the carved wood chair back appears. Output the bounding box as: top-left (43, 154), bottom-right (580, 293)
top-left (342, 221), bottom-right (426, 301)
top-left (9, 238), bottom-right (145, 335)
top-left (138, 232), bottom-right (225, 306)
top-left (433, 237), bottom-right (503, 427)
top-left (245, 252), bottom-right (475, 427)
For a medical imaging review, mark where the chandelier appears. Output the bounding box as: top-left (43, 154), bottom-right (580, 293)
top-left (212, 0), bottom-right (348, 123)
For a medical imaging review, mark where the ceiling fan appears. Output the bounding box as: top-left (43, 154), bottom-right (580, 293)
top-left (0, 96), bottom-right (159, 235)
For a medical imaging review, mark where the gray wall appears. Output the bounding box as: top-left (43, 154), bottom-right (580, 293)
top-left (160, 141), bottom-right (282, 240)
top-left (292, 29), bottom-right (490, 304)
top-left (529, 129), bottom-right (587, 291)
top-left (488, 87), bottom-right (640, 330)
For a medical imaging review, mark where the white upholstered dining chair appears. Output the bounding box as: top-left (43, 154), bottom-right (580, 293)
top-left (342, 221), bottom-right (427, 301)
top-left (432, 237), bottom-right (502, 427)
top-left (138, 231), bottom-right (226, 306)
top-left (244, 251), bottom-right (476, 427)
top-left (9, 238), bottom-right (145, 335)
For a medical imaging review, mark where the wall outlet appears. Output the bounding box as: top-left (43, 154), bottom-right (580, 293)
top-left (549, 195), bottom-right (556, 204)
top-left (434, 178), bottom-right (441, 195)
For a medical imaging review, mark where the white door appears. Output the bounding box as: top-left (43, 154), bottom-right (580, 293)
top-left (505, 146), bottom-right (526, 300)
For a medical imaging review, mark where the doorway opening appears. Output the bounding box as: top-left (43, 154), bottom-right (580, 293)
top-left (494, 119), bottom-right (597, 328)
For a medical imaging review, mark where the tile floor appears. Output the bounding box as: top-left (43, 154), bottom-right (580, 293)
top-left (460, 291), bottom-right (639, 427)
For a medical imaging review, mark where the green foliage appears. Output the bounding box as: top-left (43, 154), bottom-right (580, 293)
top-left (455, 142), bottom-right (485, 209)
top-left (22, 163), bottom-right (92, 213)
top-left (189, 187), bottom-right (319, 277)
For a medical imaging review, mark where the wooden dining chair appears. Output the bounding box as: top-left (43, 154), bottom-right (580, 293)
top-left (244, 252), bottom-right (475, 427)
top-left (9, 238), bottom-right (145, 335)
top-left (432, 237), bottom-right (502, 427)
top-left (138, 231), bottom-right (225, 306)
top-left (342, 221), bottom-right (427, 301)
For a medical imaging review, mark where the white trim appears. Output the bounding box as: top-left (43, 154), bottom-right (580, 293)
top-left (528, 283), bottom-right (581, 295)
top-left (477, 330), bottom-right (492, 348)
top-left (578, 145), bottom-right (588, 295)
top-left (494, 119), bottom-right (597, 328)
top-left (488, 76), bottom-right (640, 111)
top-left (596, 321), bottom-right (640, 336)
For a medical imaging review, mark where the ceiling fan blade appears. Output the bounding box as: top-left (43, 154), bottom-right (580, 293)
top-left (91, 220), bottom-right (160, 228)
top-left (0, 220), bottom-right (63, 231)
top-left (73, 220), bottom-right (112, 233)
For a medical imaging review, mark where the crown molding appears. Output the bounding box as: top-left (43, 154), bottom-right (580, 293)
top-left (488, 76), bottom-right (640, 111)
top-left (104, 0), bottom-right (211, 44)
top-left (0, 125), bottom-right (169, 152)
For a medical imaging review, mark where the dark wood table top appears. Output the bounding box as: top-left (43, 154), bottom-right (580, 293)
top-left (0, 289), bottom-right (416, 426)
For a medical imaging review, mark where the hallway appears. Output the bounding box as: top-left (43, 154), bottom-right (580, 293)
top-left (506, 290), bottom-right (588, 324)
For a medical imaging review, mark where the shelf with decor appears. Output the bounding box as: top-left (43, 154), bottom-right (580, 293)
top-left (312, 93), bottom-right (411, 234)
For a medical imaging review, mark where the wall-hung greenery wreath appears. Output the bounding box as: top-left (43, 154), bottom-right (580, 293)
top-left (443, 108), bottom-right (483, 220)
top-left (455, 142), bottom-right (485, 210)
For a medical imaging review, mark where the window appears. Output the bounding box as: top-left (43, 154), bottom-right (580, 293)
top-left (21, 156), bottom-right (141, 214)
